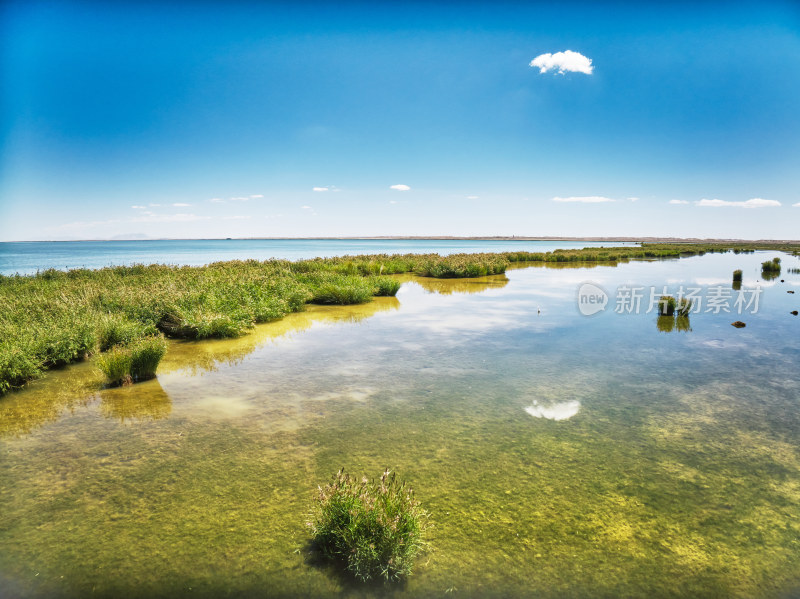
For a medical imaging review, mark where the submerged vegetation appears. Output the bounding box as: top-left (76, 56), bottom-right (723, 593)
top-left (308, 469), bottom-right (427, 583)
top-left (2, 242), bottom-right (800, 395)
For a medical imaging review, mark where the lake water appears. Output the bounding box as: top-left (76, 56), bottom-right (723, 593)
top-left (0, 239), bottom-right (638, 276)
top-left (1, 251), bottom-right (799, 597)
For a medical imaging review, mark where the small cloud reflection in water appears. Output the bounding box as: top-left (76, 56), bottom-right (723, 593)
top-left (524, 400), bottom-right (580, 421)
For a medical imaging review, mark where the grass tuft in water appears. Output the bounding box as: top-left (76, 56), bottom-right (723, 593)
top-left (762, 258), bottom-right (781, 280)
top-left (128, 336), bottom-right (167, 381)
top-left (96, 346), bottom-right (134, 386)
top-left (676, 298), bottom-right (692, 316)
top-left (657, 295), bottom-right (676, 316)
top-left (96, 336), bottom-right (167, 386)
top-left (308, 468), bottom-right (428, 583)
top-left (733, 269), bottom-right (743, 282)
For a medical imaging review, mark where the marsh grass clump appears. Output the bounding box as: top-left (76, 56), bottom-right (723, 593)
top-left (762, 258), bottom-right (781, 280)
top-left (676, 298), bottom-right (692, 316)
top-left (657, 295), bottom-right (676, 316)
top-left (732, 269), bottom-right (743, 283)
top-left (370, 276), bottom-right (402, 297)
top-left (98, 316), bottom-right (159, 351)
top-left (96, 336), bottom-right (167, 386)
top-left (309, 469), bottom-right (428, 583)
top-left (305, 273), bottom-right (375, 305)
top-left (128, 336), bottom-right (167, 381)
top-left (96, 346), bottom-right (134, 386)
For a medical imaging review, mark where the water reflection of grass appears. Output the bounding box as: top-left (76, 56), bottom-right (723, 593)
top-left (160, 296), bottom-right (400, 376)
top-left (395, 273), bottom-right (509, 295)
top-left (99, 378), bottom-right (172, 422)
top-left (0, 361), bottom-right (102, 437)
top-left (0, 298), bottom-right (400, 437)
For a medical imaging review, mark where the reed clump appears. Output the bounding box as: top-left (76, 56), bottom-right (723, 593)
top-left (732, 269), bottom-right (743, 283)
top-left (676, 298), bottom-right (693, 316)
top-left (657, 296), bottom-right (677, 316)
top-left (762, 258), bottom-right (781, 279)
top-left (308, 469), bottom-right (428, 583)
top-left (96, 336), bottom-right (167, 386)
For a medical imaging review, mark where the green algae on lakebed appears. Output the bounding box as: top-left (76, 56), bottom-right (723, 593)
top-left (1, 253), bottom-right (799, 598)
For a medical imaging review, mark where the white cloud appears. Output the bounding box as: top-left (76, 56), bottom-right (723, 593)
top-left (792, 202), bottom-right (800, 207)
top-left (530, 50), bottom-right (594, 75)
top-left (697, 198), bottom-right (781, 208)
top-left (131, 205), bottom-right (146, 209)
top-left (313, 187), bottom-right (329, 192)
top-left (302, 205), bottom-right (317, 215)
top-left (390, 184), bottom-right (410, 191)
top-left (467, 195), bottom-right (479, 200)
top-left (172, 202), bottom-right (191, 207)
top-left (250, 194), bottom-right (263, 199)
top-left (209, 198), bottom-right (224, 203)
top-left (743, 198), bottom-right (780, 207)
top-left (229, 196), bottom-right (249, 201)
top-left (389, 200), bottom-right (398, 204)
top-left (223, 215), bottom-right (250, 220)
top-left (627, 197), bottom-right (639, 202)
top-left (669, 199), bottom-right (689, 205)
top-left (149, 203), bottom-right (161, 207)
top-left (552, 196), bottom-right (614, 203)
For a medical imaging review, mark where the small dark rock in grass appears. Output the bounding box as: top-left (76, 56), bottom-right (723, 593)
top-left (731, 321), bottom-right (746, 328)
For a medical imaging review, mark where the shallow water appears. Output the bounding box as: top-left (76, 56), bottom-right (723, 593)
top-left (1, 252), bottom-right (799, 598)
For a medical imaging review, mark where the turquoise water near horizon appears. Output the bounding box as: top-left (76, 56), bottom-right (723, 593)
top-left (0, 239), bottom-right (638, 276)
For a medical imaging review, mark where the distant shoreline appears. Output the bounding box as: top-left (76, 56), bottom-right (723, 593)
top-left (4, 236), bottom-right (800, 244)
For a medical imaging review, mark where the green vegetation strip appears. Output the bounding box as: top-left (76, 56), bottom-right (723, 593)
top-left (2, 242), bottom-right (799, 394)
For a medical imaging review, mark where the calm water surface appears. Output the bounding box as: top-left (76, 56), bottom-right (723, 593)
top-left (0, 239), bottom-right (638, 276)
top-left (1, 252), bottom-right (799, 598)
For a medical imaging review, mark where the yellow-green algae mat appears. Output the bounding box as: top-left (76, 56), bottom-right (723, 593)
top-left (1, 257), bottom-right (799, 598)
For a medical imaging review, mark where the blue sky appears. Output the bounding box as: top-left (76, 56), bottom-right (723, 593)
top-left (1, 0), bottom-right (799, 241)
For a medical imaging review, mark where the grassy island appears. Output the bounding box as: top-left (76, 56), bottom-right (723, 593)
top-left (2, 242), bottom-right (799, 395)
